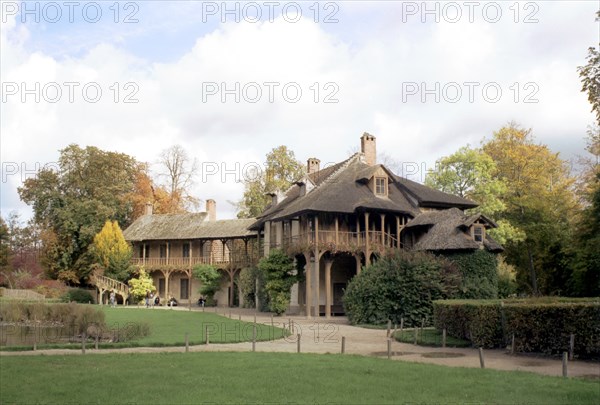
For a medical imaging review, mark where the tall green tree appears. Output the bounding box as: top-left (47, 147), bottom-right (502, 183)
top-left (18, 145), bottom-right (142, 284)
top-left (92, 220), bottom-right (133, 282)
top-left (577, 11), bottom-right (600, 126)
top-left (483, 124), bottom-right (578, 295)
top-left (237, 146), bottom-right (304, 218)
top-left (0, 218), bottom-right (11, 287)
top-left (425, 146), bottom-right (523, 245)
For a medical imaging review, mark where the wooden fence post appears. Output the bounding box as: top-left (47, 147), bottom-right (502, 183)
top-left (205, 325), bottom-right (210, 345)
top-left (387, 339), bottom-right (392, 359)
top-left (442, 328), bottom-right (447, 348)
top-left (297, 334), bottom-right (301, 353)
top-left (511, 333), bottom-right (515, 355)
top-left (271, 314), bottom-right (274, 341)
top-left (341, 336), bottom-right (346, 354)
top-left (562, 352), bottom-right (568, 378)
top-left (81, 332), bottom-right (86, 355)
top-left (478, 347), bottom-right (485, 369)
top-left (569, 334), bottom-right (575, 361)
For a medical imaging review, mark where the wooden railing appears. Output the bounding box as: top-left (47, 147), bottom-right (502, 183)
top-left (89, 274), bottom-right (130, 300)
top-left (131, 252), bottom-right (259, 268)
top-left (278, 230), bottom-right (401, 254)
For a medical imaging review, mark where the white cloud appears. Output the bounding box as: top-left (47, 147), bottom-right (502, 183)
top-left (1, 1), bottom-right (598, 220)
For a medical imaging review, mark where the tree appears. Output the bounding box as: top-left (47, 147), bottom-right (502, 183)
top-left (577, 11), bottom-right (600, 126)
top-left (570, 173), bottom-right (600, 296)
top-left (257, 249), bottom-right (298, 315)
top-left (92, 221), bottom-right (133, 282)
top-left (127, 267), bottom-right (155, 303)
top-left (425, 146), bottom-right (524, 245)
top-left (157, 145), bottom-right (200, 212)
top-left (192, 264), bottom-right (222, 305)
top-left (0, 218), bottom-right (11, 287)
top-left (18, 145), bottom-right (142, 284)
top-left (483, 124), bottom-right (578, 295)
top-left (237, 146), bottom-right (304, 218)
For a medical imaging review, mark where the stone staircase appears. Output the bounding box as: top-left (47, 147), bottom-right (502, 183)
top-left (89, 274), bottom-right (130, 305)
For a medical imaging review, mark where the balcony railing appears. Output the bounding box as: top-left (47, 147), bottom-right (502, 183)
top-left (275, 230), bottom-right (401, 255)
top-left (131, 251), bottom-right (259, 268)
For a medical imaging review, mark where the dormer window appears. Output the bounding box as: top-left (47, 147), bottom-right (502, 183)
top-left (473, 225), bottom-right (484, 243)
top-left (375, 177), bottom-right (387, 196)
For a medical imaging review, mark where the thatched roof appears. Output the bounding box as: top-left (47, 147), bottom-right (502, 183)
top-left (123, 213), bottom-right (256, 242)
top-left (405, 208), bottom-right (503, 252)
top-left (394, 176), bottom-right (478, 210)
top-left (250, 153), bottom-right (479, 229)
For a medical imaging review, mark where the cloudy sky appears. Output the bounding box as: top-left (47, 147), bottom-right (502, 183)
top-left (1, 0), bottom-right (598, 220)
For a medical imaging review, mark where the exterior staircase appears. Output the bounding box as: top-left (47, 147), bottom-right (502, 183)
top-left (89, 274), bottom-right (130, 305)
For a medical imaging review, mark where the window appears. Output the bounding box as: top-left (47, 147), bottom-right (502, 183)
top-left (139, 244), bottom-right (149, 258)
top-left (182, 243), bottom-right (190, 258)
top-left (180, 278), bottom-right (189, 300)
top-left (473, 226), bottom-right (484, 243)
top-left (159, 244), bottom-right (167, 258)
top-left (375, 177), bottom-right (387, 196)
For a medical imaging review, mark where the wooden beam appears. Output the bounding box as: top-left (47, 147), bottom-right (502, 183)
top-left (314, 214), bottom-right (320, 318)
top-left (365, 212), bottom-right (370, 265)
top-left (325, 259), bottom-right (333, 319)
top-left (380, 213), bottom-right (385, 246)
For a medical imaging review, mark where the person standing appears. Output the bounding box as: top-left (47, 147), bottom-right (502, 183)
top-left (109, 290), bottom-right (116, 308)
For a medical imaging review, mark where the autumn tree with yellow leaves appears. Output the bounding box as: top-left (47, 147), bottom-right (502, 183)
top-left (92, 220), bottom-right (133, 282)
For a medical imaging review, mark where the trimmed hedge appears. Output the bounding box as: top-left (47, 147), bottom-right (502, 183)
top-left (433, 298), bottom-right (600, 359)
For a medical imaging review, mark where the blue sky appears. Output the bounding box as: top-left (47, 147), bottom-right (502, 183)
top-left (1, 0), bottom-right (599, 220)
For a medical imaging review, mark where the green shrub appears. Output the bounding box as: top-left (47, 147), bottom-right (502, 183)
top-left (433, 298), bottom-right (600, 358)
top-left (61, 288), bottom-right (94, 304)
top-left (343, 251), bottom-right (461, 326)
top-left (193, 264), bottom-right (222, 303)
top-left (258, 249), bottom-right (297, 315)
top-left (441, 250), bottom-right (498, 299)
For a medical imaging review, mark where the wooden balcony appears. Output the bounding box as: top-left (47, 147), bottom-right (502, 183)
top-left (278, 230), bottom-right (401, 255)
top-left (131, 251), bottom-right (259, 270)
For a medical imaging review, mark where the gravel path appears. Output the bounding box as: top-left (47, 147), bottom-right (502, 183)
top-left (2, 307), bottom-right (599, 380)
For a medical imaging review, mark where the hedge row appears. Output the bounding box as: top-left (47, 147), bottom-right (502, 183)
top-left (433, 298), bottom-right (600, 359)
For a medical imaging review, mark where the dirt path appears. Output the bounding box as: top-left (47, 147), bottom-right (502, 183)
top-left (2, 307), bottom-right (599, 380)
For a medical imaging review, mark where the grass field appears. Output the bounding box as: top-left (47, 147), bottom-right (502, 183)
top-left (102, 307), bottom-right (286, 346)
top-left (1, 352), bottom-right (597, 404)
top-left (0, 307), bottom-right (286, 350)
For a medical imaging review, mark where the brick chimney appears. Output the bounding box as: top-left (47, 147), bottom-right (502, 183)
top-left (307, 158), bottom-right (320, 174)
top-left (206, 199), bottom-right (216, 221)
top-left (361, 132), bottom-right (376, 166)
top-left (145, 202), bottom-right (153, 216)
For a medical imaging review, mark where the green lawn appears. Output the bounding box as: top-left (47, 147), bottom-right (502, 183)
top-left (0, 306), bottom-right (286, 350)
top-left (102, 307), bottom-right (286, 346)
top-left (1, 352), bottom-right (597, 404)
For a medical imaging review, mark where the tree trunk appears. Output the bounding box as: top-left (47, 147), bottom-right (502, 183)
top-left (526, 244), bottom-right (538, 295)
